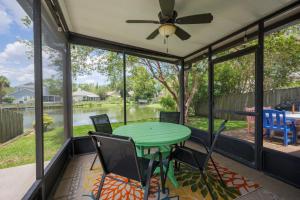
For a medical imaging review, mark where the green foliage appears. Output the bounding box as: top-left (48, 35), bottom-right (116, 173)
top-left (71, 45), bottom-right (138, 95)
top-left (44, 77), bottom-right (63, 96)
top-left (187, 60), bottom-right (209, 115)
top-left (128, 66), bottom-right (156, 101)
top-left (2, 96), bottom-right (14, 103)
top-left (160, 95), bottom-right (176, 111)
top-left (21, 16), bottom-right (32, 28)
top-left (105, 96), bottom-right (122, 104)
top-left (33, 113), bottom-right (54, 131)
top-left (43, 114), bottom-right (54, 131)
top-left (214, 54), bottom-right (255, 96)
top-left (96, 86), bottom-right (108, 100)
top-left (191, 23), bottom-right (300, 115)
top-left (264, 26), bottom-right (300, 90)
top-left (0, 75), bottom-right (10, 103)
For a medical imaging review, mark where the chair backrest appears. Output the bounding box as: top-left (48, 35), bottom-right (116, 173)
top-left (159, 112), bottom-right (180, 124)
top-left (245, 106), bottom-right (272, 123)
top-left (90, 114), bottom-right (113, 134)
top-left (89, 132), bottom-right (143, 183)
top-left (203, 120), bottom-right (228, 169)
top-left (263, 109), bottom-right (287, 130)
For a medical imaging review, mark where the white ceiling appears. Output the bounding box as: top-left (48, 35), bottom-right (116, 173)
top-left (58, 0), bottom-right (296, 57)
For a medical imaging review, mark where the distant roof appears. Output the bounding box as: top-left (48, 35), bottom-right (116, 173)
top-left (73, 89), bottom-right (99, 98)
top-left (15, 82), bottom-right (34, 89)
top-left (8, 88), bottom-right (34, 97)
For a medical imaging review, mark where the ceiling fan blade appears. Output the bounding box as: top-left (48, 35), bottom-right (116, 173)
top-left (159, 0), bottom-right (175, 17)
top-left (147, 29), bottom-right (159, 40)
top-left (176, 13), bottom-right (213, 24)
top-left (126, 20), bottom-right (160, 24)
top-left (175, 26), bottom-right (191, 40)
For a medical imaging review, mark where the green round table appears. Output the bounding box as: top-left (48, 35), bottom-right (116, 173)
top-left (113, 122), bottom-right (191, 188)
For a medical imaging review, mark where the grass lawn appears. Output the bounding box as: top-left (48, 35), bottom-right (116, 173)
top-left (187, 116), bottom-right (247, 131)
top-left (0, 116), bottom-right (246, 169)
top-left (0, 128), bottom-right (65, 169)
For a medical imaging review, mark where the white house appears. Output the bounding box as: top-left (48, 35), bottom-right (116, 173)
top-left (73, 89), bottom-right (100, 102)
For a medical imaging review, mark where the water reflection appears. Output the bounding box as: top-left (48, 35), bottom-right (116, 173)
top-left (21, 105), bottom-right (161, 129)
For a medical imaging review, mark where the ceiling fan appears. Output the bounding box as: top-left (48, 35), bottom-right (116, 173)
top-left (126, 0), bottom-right (213, 41)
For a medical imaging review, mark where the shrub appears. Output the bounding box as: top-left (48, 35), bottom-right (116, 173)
top-left (2, 96), bottom-right (14, 103)
top-left (33, 113), bottom-right (54, 132)
top-left (43, 114), bottom-right (54, 131)
top-left (160, 96), bottom-right (176, 111)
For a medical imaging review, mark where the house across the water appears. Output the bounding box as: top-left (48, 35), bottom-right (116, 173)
top-left (73, 89), bottom-right (100, 102)
top-left (7, 82), bottom-right (62, 104)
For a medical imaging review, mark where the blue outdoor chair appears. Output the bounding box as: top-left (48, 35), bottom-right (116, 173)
top-left (263, 109), bottom-right (297, 146)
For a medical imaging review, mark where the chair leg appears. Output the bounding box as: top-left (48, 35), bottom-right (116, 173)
top-left (266, 129), bottom-right (270, 138)
top-left (159, 156), bottom-right (166, 194)
top-left (90, 154), bottom-right (97, 171)
top-left (96, 174), bottom-right (106, 200)
top-left (247, 123), bottom-right (250, 134)
top-left (293, 127), bottom-right (297, 144)
top-left (143, 178), bottom-right (151, 200)
top-left (200, 171), bottom-right (216, 200)
top-left (284, 130), bottom-right (288, 146)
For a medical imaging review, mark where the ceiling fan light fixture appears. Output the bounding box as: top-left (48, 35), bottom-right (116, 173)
top-left (159, 24), bottom-right (176, 37)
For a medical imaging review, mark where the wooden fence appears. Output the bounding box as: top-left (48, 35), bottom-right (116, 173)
top-left (194, 87), bottom-right (300, 120)
top-left (0, 109), bottom-right (23, 143)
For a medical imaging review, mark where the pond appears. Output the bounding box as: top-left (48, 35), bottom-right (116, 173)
top-left (21, 104), bottom-right (162, 129)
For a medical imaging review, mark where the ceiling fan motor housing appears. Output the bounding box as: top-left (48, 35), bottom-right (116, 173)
top-left (126, 0), bottom-right (213, 41)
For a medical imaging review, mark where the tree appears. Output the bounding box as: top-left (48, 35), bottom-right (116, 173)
top-left (2, 96), bottom-right (14, 104)
top-left (186, 60), bottom-right (208, 118)
top-left (44, 77), bottom-right (63, 96)
top-left (140, 59), bottom-right (201, 122)
top-left (128, 66), bottom-right (156, 101)
top-left (0, 75), bottom-right (10, 103)
top-left (191, 23), bottom-right (300, 119)
top-left (264, 26), bottom-right (300, 90)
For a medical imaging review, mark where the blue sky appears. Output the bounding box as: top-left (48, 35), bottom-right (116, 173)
top-left (0, 0), bottom-right (106, 87)
top-left (0, 0), bottom-right (34, 87)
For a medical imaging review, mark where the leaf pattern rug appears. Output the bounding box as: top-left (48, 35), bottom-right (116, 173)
top-left (86, 162), bottom-right (259, 200)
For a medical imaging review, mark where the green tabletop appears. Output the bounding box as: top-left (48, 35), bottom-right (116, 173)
top-left (113, 122), bottom-right (191, 147)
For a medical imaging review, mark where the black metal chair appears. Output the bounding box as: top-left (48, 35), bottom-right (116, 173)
top-left (159, 111), bottom-right (183, 148)
top-left (164, 120), bottom-right (228, 200)
top-left (89, 114), bottom-right (113, 170)
top-left (89, 132), bottom-right (166, 200)
top-left (157, 111), bottom-right (181, 159)
top-left (159, 111), bottom-right (180, 124)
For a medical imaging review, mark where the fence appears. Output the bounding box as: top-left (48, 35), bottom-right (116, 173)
top-left (194, 87), bottom-right (300, 120)
top-left (0, 109), bottom-right (23, 143)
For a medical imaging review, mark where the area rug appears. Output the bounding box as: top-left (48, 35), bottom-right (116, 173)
top-left (86, 163), bottom-right (259, 200)
top-left (52, 155), bottom-right (259, 200)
